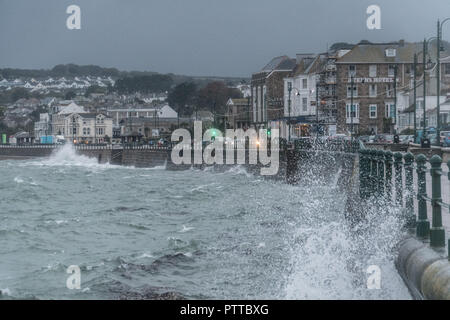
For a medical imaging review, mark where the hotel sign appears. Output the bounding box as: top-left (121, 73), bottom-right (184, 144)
top-left (347, 77), bottom-right (400, 83)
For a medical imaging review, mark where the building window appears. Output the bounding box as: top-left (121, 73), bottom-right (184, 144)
top-left (385, 103), bottom-right (396, 118)
top-left (83, 128), bottom-right (87, 135)
top-left (388, 65), bottom-right (396, 77)
top-left (302, 98), bottom-right (308, 112)
top-left (369, 84), bottom-right (377, 97)
top-left (347, 85), bottom-right (358, 98)
top-left (348, 65), bottom-right (356, 77)
top-left (386, 48), bottom-right (396, 57)
top-left (445, 64), bottom-right (450, 75)
top-left (369, 105), bottom-right (377, 119)
top-left (302, 79), bottom-right (307, 89)
top-left (369, 65), bottom-right (377, 77)
top-left (385, 84), bottom-right (393, 97)
top-left (346, 103), bottom-right (359, 119)
top-left (87, 128), bottom-right (90, 135)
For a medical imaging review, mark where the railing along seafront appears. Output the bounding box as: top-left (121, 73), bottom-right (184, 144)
top-left (0, 143), bottom-right (173, 151)
top-left (359, 145), bottom-right (450, 259)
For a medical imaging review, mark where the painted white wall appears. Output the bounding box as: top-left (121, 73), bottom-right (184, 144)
top-left (284, 74), bottom-right (318, 118)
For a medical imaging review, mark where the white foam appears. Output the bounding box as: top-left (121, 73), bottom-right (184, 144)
top-left (283, 202), bottom-right (412, 300)
top-left (14, 177), bottom-right (24, 184)
top-left (137, 253), bottom-right (154, 259)
top-left (32, 144), bottom-right (114, 169)
top-left (0, 288), bottom-right (11, 296)
top-left (179, 225), bottom-right (194, 233)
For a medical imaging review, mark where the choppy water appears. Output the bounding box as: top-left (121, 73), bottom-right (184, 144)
top-left (0, 145), bottom-right (411, 299)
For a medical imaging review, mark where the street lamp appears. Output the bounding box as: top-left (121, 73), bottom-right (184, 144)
top-left (350, 75), bottom-right (354, 142)
top-left (287, 81), bottom-right (292, 142)
top-left (420, 37), bottom-right (436, 141)
top-left (436, 18), bottom-right (450, 145)
top-left (413, 53), bottom-right (418, 143)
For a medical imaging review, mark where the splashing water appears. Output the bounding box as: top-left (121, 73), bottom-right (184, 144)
top-left (42, 144), bottom-right (103, 167)
top-left (0, 148), bottom-right (411, 300)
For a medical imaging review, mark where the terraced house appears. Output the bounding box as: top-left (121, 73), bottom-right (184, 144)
top-left (251, 56), bottom-right (296, 130)
top-left (335, 41), bottom-right (416, 134)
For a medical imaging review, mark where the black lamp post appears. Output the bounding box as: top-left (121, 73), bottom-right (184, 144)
top-left (288, 82), bottom-right (292, 142)
top-left (421, 38), bottom-right (436, 140)
top-left (437, 18), bottom-right (450, 145)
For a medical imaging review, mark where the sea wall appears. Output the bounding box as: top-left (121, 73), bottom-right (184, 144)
top-left (396, 237), bottom-right (450, 300)
top-left (0, 145), bottom-right (355, 184)
top-left (121, 149), bottom-right (169, 168)
top-left (0, 146), bottom-right (113, 164)
top-left (0, 146), bottom-right (55, 157)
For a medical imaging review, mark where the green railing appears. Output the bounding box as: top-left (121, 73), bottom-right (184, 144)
top-left (359, 148), bottom-right (450, 259)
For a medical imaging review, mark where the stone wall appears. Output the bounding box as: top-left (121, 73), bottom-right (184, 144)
top-left (396, 237), bottom-right (450, 300)
top-left (0, 146), bottom-right (54, 157)
top-left (121, 149), bottom-right (170, 167)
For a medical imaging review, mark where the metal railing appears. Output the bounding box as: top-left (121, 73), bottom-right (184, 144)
top-left (0, 143), bottom-right (173, 151)
top-left (359, 148), bottom-right (450, 258)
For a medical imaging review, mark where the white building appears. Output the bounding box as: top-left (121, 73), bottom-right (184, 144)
top-left (51, 102), bottom-right (86, 136)
top-left (62, 113), bottom-right (113, 144)
top-left (398, 95), bottom-right (447, 131)
top-left (284, 55), bottom-right (320, 118)
top-left (34, 113), bottom-right (50, 140)
top-left (106, 104), bottom-right (178, 126)
top-left (426, 98), bottom-right (450, 128)
top-left (281, 54), bottom-right (322, 138)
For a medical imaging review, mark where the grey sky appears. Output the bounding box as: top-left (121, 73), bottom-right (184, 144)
top-left (0, 0), bottom-right (449, 77)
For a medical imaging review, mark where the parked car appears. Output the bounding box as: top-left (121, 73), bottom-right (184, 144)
top-left (406, 135), bottom-right (414, 143)
top-left (443, 132), bottom-right (450, 147)
top-left (374, 134), bottom-right (393, 143)
top-left (399, 135), bottom-right (414, 144)
top-left (440, 131), bottom-right (450, 146)
top-left (358, 136), bottom-right (370, 143)
top-left (427, 133), bottom-right (438, 145)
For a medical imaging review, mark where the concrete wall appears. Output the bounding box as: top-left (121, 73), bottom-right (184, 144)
top-left (77, 149), bottom-right (112, 164)
top-left (0, 146), bottom-right (54, 157)
top-left (122, 149), bottom-right (169, 168)
top-left (396, 237), bottom-right (450, 300)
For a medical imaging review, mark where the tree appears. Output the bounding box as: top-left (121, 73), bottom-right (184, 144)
top-left (65, 91), bottom-right (76, 100)
top-left (167, 82), bottom-right (197, 125)
top-left (195, 81), bottom-right (242, 128)
top-left (85, 85), bottom-right (107, 97)
top-left (114, 75), bottom-right (173, 94)
top-left (329, 42), bottom-right (354, 52)
top-left (11, 88), bottom-right (30, 102)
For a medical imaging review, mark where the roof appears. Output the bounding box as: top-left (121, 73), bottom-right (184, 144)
top-left (227, 98), bottom-right (249, 106)
top-left (14, 131), bottom-right (33, 138)
top-left (58, 102), bottom-right (85, 115)
top-left (336, 41), bottom-right (447, 64)
top-left (260, 56), bottom-right (296, 72)
top-left (292, 54), bottom-right (327, 76)
top-left (78, 113), bottom-right (110, 119)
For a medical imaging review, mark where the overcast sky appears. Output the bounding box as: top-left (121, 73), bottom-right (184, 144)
top-left (0, 0), bottom-right (449, 77)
